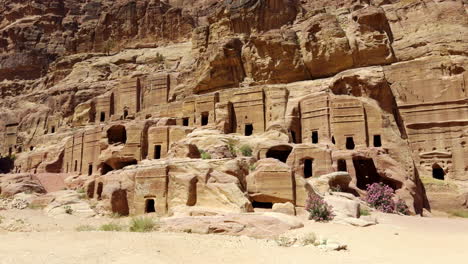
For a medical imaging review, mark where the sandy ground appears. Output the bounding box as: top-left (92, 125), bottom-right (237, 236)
top-left (0, 209), bottom-right (467, 264)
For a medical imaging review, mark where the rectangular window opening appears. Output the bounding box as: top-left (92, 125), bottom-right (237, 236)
top-left (312, 131), bottom-right (319, 144)
top-left (154, 145), bottom-right (162, 159)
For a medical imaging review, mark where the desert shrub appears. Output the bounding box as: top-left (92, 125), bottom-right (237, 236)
top-left (301, 232), bottom-right (317, 246)
top-left (99, 222), bottom-right (124, 231)
top-left (330, 185), bottom-right (342, 192)
top-left (129, 217), bottom-right (158, 232)
top-left (449, 210), bottom-right (468, 218)
top-left (365, 183), bottom-right (395, 213)
top-left (75, 225), bottom-right (95, 232)
top-left (359, 207), bottom-right (371, 216)
top-left (239, 145), bottom-right (252, 157)
top-left (275, 236), bottom-right (295, 247)
top-left (305, 194), bottom-right (334, 222)
top-left (395, 199), bottom-right (410, 215)
top-left (64, 205), bottom-right (73, 215)
top-left (199, 150), bottom-right (211, 160)
top-left (248, 164), bottom-right (257, 171)
top-left (226, 139), bottom-right (238, 157)
top-left (155, 52), bottom-right (165, 64)
top-left (27, 203), bottom-right (44, 210)
top-left (110, 212), bottom-right (124, 218)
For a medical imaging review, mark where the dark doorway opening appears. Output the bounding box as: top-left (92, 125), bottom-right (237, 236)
top-left (201, 112), bottom-right (209, 126)
top-left (100, 112), bottom-right (106, 122)
top-left (123, 109), bottom-right (129, 119)
top-left (97, 182), bottom-right (103, 200)
top-left (252, 201), bottom-right (273, 209)
top-left (107, 125), bottom-right (127, 144)
top-left (312, 131), bottom-right (319, 144)
top-left (111, 190), bottom-right (129, 216)
top-left (338, 159), bottom-right (347, 172)
top-left (346, 137), bottom-right (355, 150)
top-left (183, 117), bottom-right (189, 126)
top-left (51, 126), bottom-right (55, 133)
top-left (304, 159), bottom-right (313, 178)
top-left (66, 163), bottom-right (69, 173)
top-left (8, 147), bottom-right (12, 156)
top-left (154, 145), bottom-right (161, 159)
top-left (266, 145), bottom-right (293, 163)
top-left (245, 124), bottom-right (253, 136)
top-left (0, 157), bottom-right (14, 174)
top-left (373, 135), bottom-right (382, 147)
top-left (353, 158), bottom-right (400, 190)
top-left (145, 199), bottom-right (156, 213)
top-left (74, 160), bottom-right (78, 172)
top-left (87, 181), bottom-right (95, 199)
top-left (101, 163), bottom-right (113, 175)
top-left (432, 164), bottom-right (445, 180)
top-left (30, 146), bottom-right (34, 151)
top-left (332, 136), bottom-right (335, 145)
top-left (136, 80), bottom-right (141, 112)
top-left (88, 164), bottom-right (93, 176)
top-left (110, 93), bottom-right (115, 116)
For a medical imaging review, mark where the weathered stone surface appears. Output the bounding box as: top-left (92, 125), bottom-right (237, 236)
top-left (0, 174), bottom-right (46, 197)
top-left (247, 159), bottom-right (294, 204)
top-left (324, 195), bottom-right (360, 218)
top-left (272, 202), bottom-right (296, 216)
top-left (1, 0), bottom-right (466, 218)
top-left (161, 212), bottom-right (304, 238)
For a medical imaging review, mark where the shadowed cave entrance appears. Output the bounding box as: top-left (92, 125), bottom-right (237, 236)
top-left (252, 201), bottom-right (273, 209)
top-left (107, 125), bottom-right (127, 144)
top-left (303, 159), bottom-right (313, 178)
top-left (87, 181), bottom-right (95, 199)
top-left (266, 145), bottom-right (293, 163)
top-left (145, 199), bottom-right (156, 213)
top-left (338, 159), bottom-right (347, 172)
top-left (353, 157), bottom-right (400, 191)
top-left (432, 164), bottom-right (445, 180)
top-left (111, 190), bottom-right (129, 216)
top-left (97, 182), bottom-right (103, 200)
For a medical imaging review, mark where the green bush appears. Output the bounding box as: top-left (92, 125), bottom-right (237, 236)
top-left (450, 210), bottom-right (468, 218)
top-left (129, 217), bottom-right (158, 232)
top-left (75, 225), bottom-right (96, 232)
top-left (239, 145), bottom-right (252, 157)
top-left (200, 150), bottom-right (212, 160)
top-left (99, 222), bottom-right (124, 231)
top-left (226, 139), bottom-right (238, 157)
top-left (359, 208), bottom-right (371, 216)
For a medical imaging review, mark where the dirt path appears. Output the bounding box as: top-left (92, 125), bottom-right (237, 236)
top-left (0, 210), bottom-right (467, 264)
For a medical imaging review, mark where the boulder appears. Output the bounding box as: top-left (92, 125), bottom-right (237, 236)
top-left (324, 195), bottom-right (360, 218)
top-left (162, 212), bottom-right (303, 238)
top-left (272, 202), bottom-right (296, 216)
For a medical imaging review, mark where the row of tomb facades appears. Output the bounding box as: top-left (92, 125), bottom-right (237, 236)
top-left (3, 73), bottom-right (467, 183)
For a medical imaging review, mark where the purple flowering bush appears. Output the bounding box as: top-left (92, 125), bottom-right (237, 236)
top-left (365, 183), bottom-right (410, 215)
top-left (306, 194), bottom-right (335, 222)
top-left (365, 183), bottom-right (395, 213)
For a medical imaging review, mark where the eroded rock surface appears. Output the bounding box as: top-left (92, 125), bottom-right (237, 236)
top-left (1, 0), bottom-right (467, 218)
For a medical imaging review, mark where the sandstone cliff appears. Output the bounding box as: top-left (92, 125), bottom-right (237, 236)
top-left (0, 0), bottom-right (467, 216)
